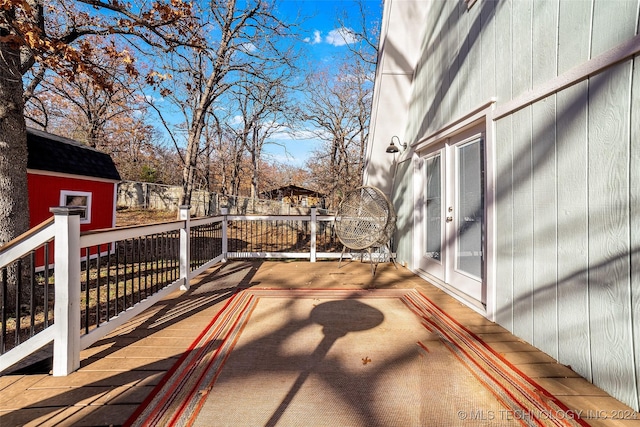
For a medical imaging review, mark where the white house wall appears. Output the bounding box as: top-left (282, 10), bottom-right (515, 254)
top-left (368, 0), bottom-right (640, 411)
top-left (364, 0), bottom-right (429, 195)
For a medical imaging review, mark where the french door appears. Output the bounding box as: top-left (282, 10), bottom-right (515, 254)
top-left (417, 131), bottom-right (485, 304)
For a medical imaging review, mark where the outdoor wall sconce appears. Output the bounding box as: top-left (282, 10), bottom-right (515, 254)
top-left (386, 136), bottom-right (407, 153)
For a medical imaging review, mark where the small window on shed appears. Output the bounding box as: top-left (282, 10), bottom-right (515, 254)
top-left (60, 190), bottom-right (92, 224)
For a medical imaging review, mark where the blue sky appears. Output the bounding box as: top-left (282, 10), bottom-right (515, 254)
top-left (261, 0), bottom-right (383, 167)
top-left (148, 1), bottom-right (382, 168)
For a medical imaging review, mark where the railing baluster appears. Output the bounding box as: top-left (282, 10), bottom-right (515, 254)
top-left (149, 235), bottom-right (154, 293)
top-left (143, 236), bottom-right (148, 298)
top-left (173, 230), bottom-right (178, 281)
top-left (161, 232), bottom-right (166, 285)
top-left (153, 234), bottom-right (158, 292)
top-left (168, 231), bottom-right (172, 283)
top-left (123, 240), bottom-right (128, 311)
top-left (137, 237), bottom-right (142, 304)
top-left (1, 268), bottom-right (6, 354)
top-left (161, 232), bottom-right (166, 284)
top-left (96, 244), bottom-right (101, 327)
top-left (194, 226), bottom-right (198, 269)
top-left (130, 239), bottom-right (135, 306)
top-left (198, 225), bottom-right (202, 265)
top-left (106, 242), bottom-right (111, 321)
top-left (44, 242), bottom-right (50, 328)
top-left (85, 248), bottom-right (90, 334)
top-left (115, 241), bottom-right (120, 315)
top-left (173, 230), bottom-right (176, 281)
top-left (16, 259), bottom-right (22, 345)
top-left (251, 220), bottom-right (255, 252)
top-left (30, 251), bottom-right (36, 337)
top-left (170, 231), bottom-right (174, 281)
top-left (175, 230), bottom-right (178, 281)
top-left (169, 231), bottom-right (174, 282)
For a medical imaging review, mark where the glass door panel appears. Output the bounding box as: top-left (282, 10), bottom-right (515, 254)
top-left (425, 154), bottom-right (442, 261)
top-left (455, 139), bottom-right (484, 279)
top-left (417, 149), bottom-right (445, 280)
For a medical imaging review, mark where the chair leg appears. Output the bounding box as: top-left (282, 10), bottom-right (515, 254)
top-left (338, 245), bottom-right (346, 268)
top-left (386, 243), bottom-right (398, 270)
top-left (368, 247), bottom-right (376, 276)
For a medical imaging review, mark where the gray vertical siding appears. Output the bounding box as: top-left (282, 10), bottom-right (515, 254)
top-left (494, 117), bottom-right (514, 331)
top-left (556, 0), bottom-right (592, 384)
top-left (396, 0), bottom-right (640, 410)
top-left (531, 0), bottom-right (559, 362)
top-left (588, 63), bottom-right (635, 407)
top-left (391, 159), bottom-right (413, 267)
top-left (631, 55), bottom-right (640, 411)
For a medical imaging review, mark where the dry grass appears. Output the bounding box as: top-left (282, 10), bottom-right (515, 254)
top-left (116, 208), bottom-right (178, 227)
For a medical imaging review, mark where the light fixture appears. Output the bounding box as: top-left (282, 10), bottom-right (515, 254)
top-left (386, 136), bottom-right (407, 154)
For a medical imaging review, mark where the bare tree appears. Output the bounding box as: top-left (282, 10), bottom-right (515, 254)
top-left (296, 1), bottom-right (379, 208)
top-left (337, 0), bottom-right (382, 68)
top-left (0, 0), bottom-right (198, 244)
top-left (228, 72), bottom-right (293, 198)
top-left (301, 61), bottom-right (372, 208)
top-left (207, 110), bottom-right (249, 198)
top-left (146, 0), bottom-right (299, 206)
top-left (25, 52), bottom-right (143, 147)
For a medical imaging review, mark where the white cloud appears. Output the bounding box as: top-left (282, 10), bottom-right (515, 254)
top-left (304, 30), bottom-right (323, 44)
top-left (325, 27), bottom-right (357, 47)
top-left (239, 42), bottom-right (257, 53)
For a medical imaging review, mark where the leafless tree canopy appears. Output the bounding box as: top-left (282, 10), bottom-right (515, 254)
top-left (0, 0), bottom-right (380, 246)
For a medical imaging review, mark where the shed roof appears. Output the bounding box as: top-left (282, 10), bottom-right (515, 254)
top-left (26, 128), bottom-right (121, 181)
top-left (260, 184), bottom-right (326, 199)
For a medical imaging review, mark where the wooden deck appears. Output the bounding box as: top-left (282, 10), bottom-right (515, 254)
top-left (0, 260), bottom-right (638, 426)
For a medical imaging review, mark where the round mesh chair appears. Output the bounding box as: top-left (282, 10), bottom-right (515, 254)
top-left (335, 186), bottom-right (397, 274)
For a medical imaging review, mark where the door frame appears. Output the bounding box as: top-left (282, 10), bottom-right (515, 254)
top-left (415, 128), bottom-right (485, 303)
top-left (411, 101), bottom-right (496, 320)
top-left (445, 131), bottom-right (485, 301)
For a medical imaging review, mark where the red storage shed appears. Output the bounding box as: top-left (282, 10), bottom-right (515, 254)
top-left (26, 128), bottom-right (121, 265)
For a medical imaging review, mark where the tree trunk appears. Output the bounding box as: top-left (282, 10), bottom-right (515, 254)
top-left (0, 41), bottom-right (32, 309)
top-left (181, 124), bottom-right (203, 206)
top-left (0, 43), bottom-right (30, 245)
top-left (250, 128), bottom-right (259, 199)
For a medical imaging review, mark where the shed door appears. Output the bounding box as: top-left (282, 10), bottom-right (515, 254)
top-left (417, 132), bottom-right (485, 304)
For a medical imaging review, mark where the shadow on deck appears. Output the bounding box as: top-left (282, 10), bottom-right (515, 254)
top-left (0, 260), bottom-right (635, 426)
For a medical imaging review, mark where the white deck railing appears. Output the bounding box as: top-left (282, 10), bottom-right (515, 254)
top-left (0, 206), bottom-right (345, 376)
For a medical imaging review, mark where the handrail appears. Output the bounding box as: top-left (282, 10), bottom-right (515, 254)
top-left (80, 220), bottom-right (185, 248)
top-left (0, 217), bottom-right (55, 270)
top-left (0, 216), bottom-right (54, 251)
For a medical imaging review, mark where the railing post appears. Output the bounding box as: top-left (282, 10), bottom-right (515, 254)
top-left (310, 207), bottom-right (317, 263)
top-left (179, 205), bottom-right (191, 291)
top-left (221, 208), bottom-right (228, 262)
top-left (50, 207), bottom-right (83, 376)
